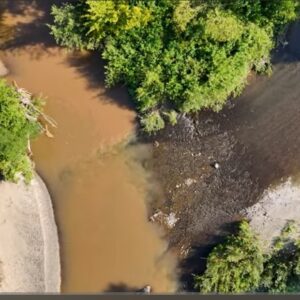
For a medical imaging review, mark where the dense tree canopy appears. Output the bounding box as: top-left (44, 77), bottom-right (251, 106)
top-left (194, 220), bottom-right (300, 294)
top-left (0, 80), bottom-right (41, 181)
top-left (50, 0), bottom-right (299, 132)
top-left (194, 221), bottom-right (264, 293)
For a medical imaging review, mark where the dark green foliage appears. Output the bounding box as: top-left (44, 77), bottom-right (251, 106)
top-left (0, 80), bottom-right (40, 182)
top-left (259, 245), bottom-right (300, 293)
top-left (194, 221), bottom-right (264, 293)
top-left (194, 220), bottom-right (300, 294)
top-left (259, 221), bottom-right (300, 293)
top-left (49, 3), bottom-right (88, 50)
top-left (50, 0), bottom-right (299, 131)
top-left (220, 0), bottom-right (299, 26)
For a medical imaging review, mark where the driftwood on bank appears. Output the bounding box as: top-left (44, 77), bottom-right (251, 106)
top-left (14, 82), bottom-right (57, 128)
top-left (12, 81), bottom-right (57, 153)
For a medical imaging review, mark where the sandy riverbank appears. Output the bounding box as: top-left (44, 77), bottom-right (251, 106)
top-left (0, 174), bottom-right (60, 292)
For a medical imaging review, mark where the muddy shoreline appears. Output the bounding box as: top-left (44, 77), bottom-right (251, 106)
top-left (141, 21), bottom-right (300, 291)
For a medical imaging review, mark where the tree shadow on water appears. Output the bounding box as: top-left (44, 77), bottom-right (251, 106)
top-left (272, 20), bottom-right (300, 64)
top-left (0, 0), bottom-right (136, 111)
top-left (65, 52), bottom-right (136, 111)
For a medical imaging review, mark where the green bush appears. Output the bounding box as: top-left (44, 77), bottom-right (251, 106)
top-left (50, 0), bottom-right (299, 131)
top-left (49, 3), bottom-right (87, 50)
top-left (194, 221), bottom-right (264, 293)
top-left (259, 222), bottom-right (300, 293)
top-left (163, 110), bottom-right (178, 126)
top-left (0, 80), bottom-right (41, 182)
top-left (140, 111), bottom-right (165, 133)
top-left (194, 220), bottom-right (300, 294)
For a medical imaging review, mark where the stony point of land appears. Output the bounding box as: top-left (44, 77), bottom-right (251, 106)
top-left (0, 174), bottom-right (60, 292)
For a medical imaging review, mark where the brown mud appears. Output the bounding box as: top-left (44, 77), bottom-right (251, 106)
top-left (143, 21), bottom-right (300, 290)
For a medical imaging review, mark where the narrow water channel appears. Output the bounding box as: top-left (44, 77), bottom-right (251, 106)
top-left (0, 1), bottom-right (177, 293)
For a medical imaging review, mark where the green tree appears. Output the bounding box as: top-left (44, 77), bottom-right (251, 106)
top-left (0, 80), bottom-right (41, 182)
top-left (194, 220), bottom-right (300, 294)
top-left (49, 3), bottom-right (87, 49)
top-left (194, 221), bottom-right (264, 293)
top-left (84, 0), bottom-right (152, 48)
top-left (50, 0), bottom-right (300, 132)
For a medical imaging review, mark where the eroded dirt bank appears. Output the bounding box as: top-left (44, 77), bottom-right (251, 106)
top-left (144, 21), bottom-right (300, 290)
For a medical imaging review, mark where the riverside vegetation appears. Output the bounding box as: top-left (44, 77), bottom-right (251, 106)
top-left (194, 220), bottom-right (300, 293)
top-left (0, 79), bottom-right (43, 182)
top-left (50, 0), bottom-right (299, 132)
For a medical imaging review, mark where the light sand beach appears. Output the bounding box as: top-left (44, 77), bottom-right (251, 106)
top-left (0, 174), bottom-right (60, 292)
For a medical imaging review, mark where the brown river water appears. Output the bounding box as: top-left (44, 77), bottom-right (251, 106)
top-left (0, 1), bottom-right (177, 293)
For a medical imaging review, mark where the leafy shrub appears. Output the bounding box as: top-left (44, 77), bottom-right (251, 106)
top-left (204, 9), bottom-right (244, 42)
top-left (163, 110), bottom-right (178, 126)
top-left (140, 111), bottom-right (165, 133)
top-left (49, 3), bottom-right (87, 50)
top-left (50, 0), bottom-right (300, 131)
top-left (194, 221), bottom-right (264, 293)
top-left (0, 80), bottom-right (41, 182)
top-left (194, 220), bottom-right (300, 294)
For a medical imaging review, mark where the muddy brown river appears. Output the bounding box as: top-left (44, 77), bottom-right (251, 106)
top-left (0, 1), bottom-right (177, 293)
